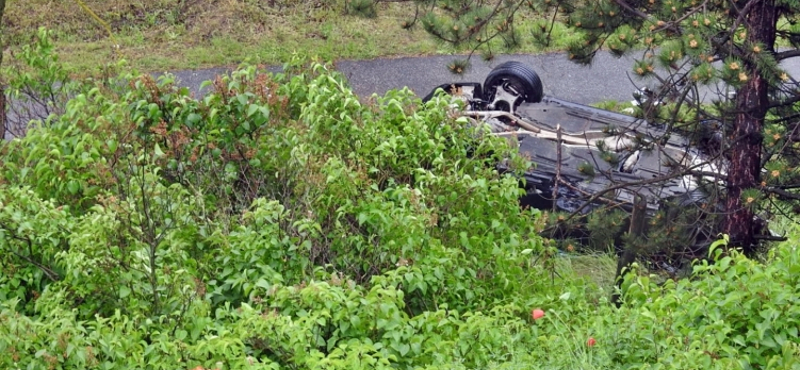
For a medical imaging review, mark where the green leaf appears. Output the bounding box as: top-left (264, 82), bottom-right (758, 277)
top-left (247, 104), bottom-right (259, 118)
top-left (255, 278), bottom-right (271, 290)
top-left (237, 94), bottom-right (248, 106)
top-left (175, 330), bottom-right (188, 341)
top-left (67, 180), bottom-right (80, 194)
top-left (394, 342), bottom-right (410, 356)
top-left (186, 113), bottom-right (202, 126)
top-left (119, 286), bottom-right (131, 298)
top-left (154, 143), bottom-right (165, 157)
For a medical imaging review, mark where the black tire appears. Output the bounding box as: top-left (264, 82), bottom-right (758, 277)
top-left (483, 62), bottom-right (544, 109)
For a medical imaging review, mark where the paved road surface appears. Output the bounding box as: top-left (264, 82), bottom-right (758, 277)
top-left (166, 50), bottom-right (800, 105)
top-left (168, 52), bottom-right (654, 105)
top-left (336, 52), bottom-right (647, 105)
top-left (5, 51), bottom-right (800, 139)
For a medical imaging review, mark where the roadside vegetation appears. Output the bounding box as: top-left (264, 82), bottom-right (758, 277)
top-left (3, 0), bottom-right (428, 73)
top-left (4, 1), bottom-right (800, 368)
top-left (3, 0), bottom-right (567, 75)
top-left (2, 33), bottom-right (800, 368)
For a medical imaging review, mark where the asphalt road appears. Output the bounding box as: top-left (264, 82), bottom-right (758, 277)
top-left (335, 52), bottom-right (649, 105)
top-left (167, 51), bottom-right (654, 105)
top-left (5, 50), bottom-right (800, 139)
top-left (6, 52), bottom-right (638, 139)
top-left (165, 50), bottom-right (800, 106)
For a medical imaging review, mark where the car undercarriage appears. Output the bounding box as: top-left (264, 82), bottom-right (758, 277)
top-left (423, 61), bottom-right (750, 255)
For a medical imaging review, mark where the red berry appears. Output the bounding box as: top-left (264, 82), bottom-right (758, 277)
top-left (531, 309), bottom-right (545, 320)
top-left (587, 337), bottom-right (597, 347)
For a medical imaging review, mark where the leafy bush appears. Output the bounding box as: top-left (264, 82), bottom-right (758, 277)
top-left (0, 36), bottom-right (552, 368)
top-left (618, 236), bottom-right (800, 368)
top-left (3, 34), bottom-right (800, 369)
top-left (2, 27), bottom-right (79, 137)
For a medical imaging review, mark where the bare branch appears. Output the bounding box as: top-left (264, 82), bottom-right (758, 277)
top-left (767, 93), bottom-right (800, 109)
top-left (763, 185), bottom-right (800, 201)
top-left (557, 150), bottom-right (725, 225)
top-left (0, 221), bottom-right (61, 281)
top-left (754, 234), bottom-right (788, 241)
top-left (775, 49), bottom-right (800, 61)
top-left (611, 0), bottom-right (651, 21)
top-left (727, 0), bottom-right (760, 37)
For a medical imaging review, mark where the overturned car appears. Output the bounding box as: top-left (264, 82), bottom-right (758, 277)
top-left (423, 61), bottom-right (738, 256)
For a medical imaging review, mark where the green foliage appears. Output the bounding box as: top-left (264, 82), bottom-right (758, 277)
top-left (4, 32), bottom-right (800, 370)
top-left (0, 34), bottom-right (544, 368)
top-left (1, 27), bottom-right (78, 137)
top-left (346, 0), bottom-right (377, 18)
top-left (0, 186), bottom-right (71, 312)
top-left (3, 0), bottom-right (448, 74)
top-left (3, 27), bottom-right (72, 100)
top-left (620, 236), bottom-right (800, 368)
top-left (11, 234), bottom-right (800, 369)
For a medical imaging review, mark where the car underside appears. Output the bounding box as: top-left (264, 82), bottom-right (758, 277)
top-left (423, 61), bottom-right (752, 257)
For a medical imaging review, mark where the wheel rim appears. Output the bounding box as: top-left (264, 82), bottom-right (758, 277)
top-left (487, 76), bottom-right (527, 113)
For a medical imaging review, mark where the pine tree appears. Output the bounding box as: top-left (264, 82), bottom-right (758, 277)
top-left (406, 0), bottom-right (800, 254)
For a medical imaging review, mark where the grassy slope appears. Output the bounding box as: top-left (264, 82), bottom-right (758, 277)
top-left (4, 0), bottom-right (451, 74)
top-left (4, 0), bottom-right (580, 76)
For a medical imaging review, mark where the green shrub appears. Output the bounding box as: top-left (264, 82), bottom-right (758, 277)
top-left (0, 36), bottom-right (554, 368)
top-left (618, 236), bottom-right (800, 368)
top-left (3, 32), bottom-right (800, 369)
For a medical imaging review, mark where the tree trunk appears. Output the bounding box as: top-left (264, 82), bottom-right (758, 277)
top-left (612, 193), bottom-right (646, 307)
top-left (0, 0), bottom-right (6, 140)
top-left (724, 0), bottom-right (778, 254)
top-left (0, 88), bottom-right (6, 140)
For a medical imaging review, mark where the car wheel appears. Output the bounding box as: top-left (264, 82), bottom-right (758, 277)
top-left (483, 61), bottom-right (544, 112)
